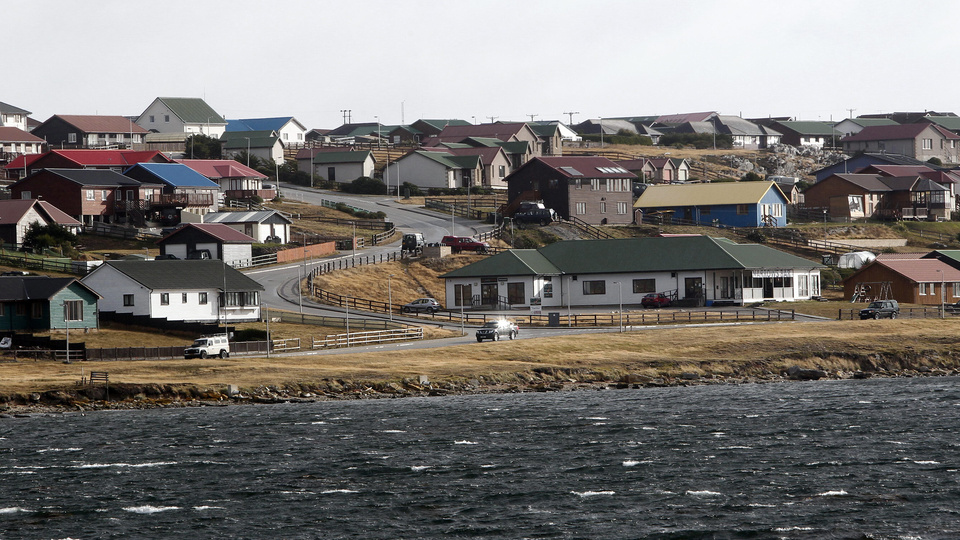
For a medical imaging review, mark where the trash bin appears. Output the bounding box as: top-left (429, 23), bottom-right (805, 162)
top-left (548, 312), bottom-right (560, 327)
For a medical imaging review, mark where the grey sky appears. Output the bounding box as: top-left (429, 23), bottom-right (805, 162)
top-left (7, 0), bottom-right (959, 130)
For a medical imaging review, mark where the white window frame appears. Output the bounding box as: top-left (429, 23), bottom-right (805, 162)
top-left (617, 201), bottom-right (628, 215)
top-left (575, 202), bottom-right (586, 215)
top-left (86, 190), bottom-right (95, 201)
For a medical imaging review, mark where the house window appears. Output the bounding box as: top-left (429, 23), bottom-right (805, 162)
top-left (617, 202), bottom-right (628, 214)
top-left (160, 293), bottom-right (170, 305)
top-left (591, 179), bottom-right (601, 191)
top-left (15, 304), bottom-right (25, 317)
top-left (773, 204), bottom-right (783, 217)
top-left (328, 167), bottom-right (336, 182)
top-left (182, 293), bottom-right (188, 303)
top-left (922, 138), bottom-right (933, 150)
top-left (68, 133), bottom-right (77, 143)
top-left (798, 275), bottom-right (809, 297)
top-left (101, 190), bottom-right (108, 201)
top-left (583, 280), bottom-right (606, 295)
top-left (701, 206), bottom-right (711, 215)
top-left (499, 165), bottom-right (506, 178)
top-left (574, 179), bottom-right (582, 189)
top-left (32, 302), bottom-right (42, 319)
top-left (86, 190), bottom-right (95, 201)
top-left (919, 283), bottom-right (929, 295)
top-left (507, 282), bottom-right (525, 305)
top-left (123, 294), bottom-right (134, 307)
top-left (953, 283), bottom-right (960, 298)
top-left (575, 202), bottom-right (586, 215)
top-left (737, 204), bottom-right (749, 215)
top-left (633, 279), bottom-right (655, 294)
top-left (453, 284), bottom-right (472, 307)
top-left (283, 133), bottom-right (289, 140)
top-left (199, 292), bottom-right (208, 305)
top-left (599, 202), bottom-right (606, 214)
top-left (224, 291), bottom-right (259, 307)
top-left (64, 300), bottom-right (83, 322)
top-left (164, 115), bottom-right (170, 123)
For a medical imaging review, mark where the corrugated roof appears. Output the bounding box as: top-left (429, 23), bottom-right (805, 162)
top-left (634, 181), bottom-right (783, 208)
top-left (773, 121), bottom-right (840, 136)
top-left (532, 156), bottom-right (635, 179)
top-left (204, 210), bottom-right (292, 225)
top-left (160, 223), bottom-right (256, 243)
top-left (221, 130), bottom-right (279, 149)
top-left (175, 159), bottom-right (266, 180)
top-left (34, 168), bottom-right (147, 187)
top-left (310, 151), bottom-right (372, 164)
top-left (125, 163), bottom-right (220, 188)
top-left (843, 123), bottom-right (960, 142)
top-left (0, 127), bottom-right (43, 143)
top-left (89, 260), bottom-right (263, 291)
top-left (225, 117), bottom-right (298, 132)
top-left (444, 237), bottom-right (821, 278)
top-left (0, 276), bottom-right (96, 302)
top-left (871, 259), bottom-right (960, 283)
top-left (52, 115), bottom-right (148, 134)
top-left (156, 98), bottom-right (225, 124)
top-left (0, 101), bottom-right (30, 115)
top-left (0, 200), bottom-right (80, 226)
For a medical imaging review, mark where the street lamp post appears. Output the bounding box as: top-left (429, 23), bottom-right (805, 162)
top-left (938, 269), bottom-right (945, 319)
top-left (823, 209), bottom-right (828, 245)
top-left (375, 115), bottom-right (381, 149)
top-left (614, 281), bottom-right (623, 332)
top-left (459, 286), bottom-right (465, 336)
top-left (244, 137), bottom-right (250, 167)
top-left (264, 302), bottom-right (271, 358)
top-left (388, 274), bottom-right (394, 321)
top-left (345, 296), bottom-right (350, 347)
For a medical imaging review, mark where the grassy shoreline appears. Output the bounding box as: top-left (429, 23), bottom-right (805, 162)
top-left (2, 318), bottom-right (959, 413)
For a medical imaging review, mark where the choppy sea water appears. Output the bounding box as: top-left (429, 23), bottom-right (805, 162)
top-left (3, 377), bottom-right (960, 539)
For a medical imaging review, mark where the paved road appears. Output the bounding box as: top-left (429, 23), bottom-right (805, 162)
top-left (248, 183), bottom-right (494, 317)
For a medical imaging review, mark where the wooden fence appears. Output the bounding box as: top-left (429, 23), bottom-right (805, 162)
top-left (838, 307), bottom-right (953, 320)
top-left (313, 327), bottom-right (423, 349)
top-left (313, 251), bottom-right (403, 276)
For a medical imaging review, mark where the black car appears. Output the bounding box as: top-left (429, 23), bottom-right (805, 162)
top-left (476, 320), bottom-right (518, 342)
top-left (859, 300), bottom-right (900, 319)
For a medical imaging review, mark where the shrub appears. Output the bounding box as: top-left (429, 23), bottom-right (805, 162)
top-left (745, 229), bottom-right (767, 243)
top-left (928, 157), bottom-right (943, 166)
top-left (741, 172), bottom-right (763, 182)
top-left (342, 176), bottom-right (387, 195)
top-left (401, 182), bottom-right (423, 197)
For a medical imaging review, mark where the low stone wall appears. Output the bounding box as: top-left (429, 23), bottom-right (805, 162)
top-left (276, 242), bottom-right (336, 264)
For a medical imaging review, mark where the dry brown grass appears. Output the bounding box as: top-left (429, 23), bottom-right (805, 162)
top-left (311, 256), bottom-right (479, 307)
top-left (3, 319), bottom-right (958, 394)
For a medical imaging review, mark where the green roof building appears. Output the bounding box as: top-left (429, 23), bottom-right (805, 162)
top-left (441, 236), bottom-right (823, 309)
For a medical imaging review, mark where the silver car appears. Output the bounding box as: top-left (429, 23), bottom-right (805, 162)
top-left (401, 298), bottom-right (441, 314)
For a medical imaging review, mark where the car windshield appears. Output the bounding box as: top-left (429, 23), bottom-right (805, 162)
top-left (482, 322), bottom-right (499, 328)
top-left (192, 339), bottom-right (208, 347)
top-left (868, 302), bottom-right (884, 308)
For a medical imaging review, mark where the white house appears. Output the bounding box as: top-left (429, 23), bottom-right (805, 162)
top-left (203, 210), bottom-right (292, 244)
top-left (156, 223), bottom-right (256, 267)
top-left (382, 150), bottom-right (483, 190)
top-left (136, 97), bottom-right (227, 138)
top-left (221, 130), bottom-right (284, 164)
top-left (296, 150), bottom-right (376, 183)
top-left (226, 117), bottom-right (307, 146)
top-left (81, 260), bottom-right (263, 324)
top-left (0, 101), bottom-right (30, 131)
top-left (441, 236), bottom-right (823, 309)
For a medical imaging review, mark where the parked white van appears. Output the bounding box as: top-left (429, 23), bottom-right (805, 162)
top-left (184, 334), bottom-right (230, 359)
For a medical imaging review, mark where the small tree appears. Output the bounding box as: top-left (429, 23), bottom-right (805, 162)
top-left (343, 176), bottom-right (387, 195)
top-left (741, 171), bottom-right (763, 182)
top-left (928, 157), bottom-right (943, 167)
top-left (184, 134), bottom-right (222, 159)
top-left (22, 223), bottom-right (78, 254)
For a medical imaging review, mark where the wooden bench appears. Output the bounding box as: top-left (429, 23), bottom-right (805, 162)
top-left (89, 372), bottom-right (109, 384)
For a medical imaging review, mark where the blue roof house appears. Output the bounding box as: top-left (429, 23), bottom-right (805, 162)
top-left (225, 116), bottom-right (307, 146)
top-left (123, 163), bottom-right (221, 220)
top-left (634, 181), bottom-right (789, 227)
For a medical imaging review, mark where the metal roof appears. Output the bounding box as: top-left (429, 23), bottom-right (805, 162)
top-left (88, 260), bottom-right (263, 292)
top-left (634, 181), bottom-right (784, 208)
top-left (125, 163), bottom-right (220, 188)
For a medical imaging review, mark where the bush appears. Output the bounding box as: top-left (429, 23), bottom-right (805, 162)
top-left (928, 157), bottom-right (943, 166)
top-left (342, 176), bottom-right (387, 195)
top-left (741, 172), bottom-right (763, 182)
top-left (401, 182), bottom-right (423, 197)
top-left (745, 229), bottom-right (767, 243)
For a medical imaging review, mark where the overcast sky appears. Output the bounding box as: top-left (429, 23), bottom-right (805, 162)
top-left (7, 0), bottom-right (959, 130)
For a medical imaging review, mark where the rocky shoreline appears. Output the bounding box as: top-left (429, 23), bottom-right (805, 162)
top-left (2, 362), bottom-right (958, 417)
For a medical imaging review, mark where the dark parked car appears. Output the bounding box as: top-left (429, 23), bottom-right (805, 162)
top-left (402, 232), bottom-right (425, 255)
top-left (641, 293), bottom-right (671, 308)
top-left (513, 202), bottom-right (558, 225)
top-left (441, 235), bottom-right (490, 253)
top-left (401, 298), bottom-right (441, 314)
top-left (476, 320), bottom-right (518, 342)
top-left (859, 300), bottom-right (900, 319)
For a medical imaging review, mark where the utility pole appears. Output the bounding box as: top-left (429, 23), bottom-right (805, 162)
top-left (486, 116), bottom-right (498, 123)
top-left (526, 114), bottom-right (538, 122)
top-left (564, 111), bottom-right (579, 125)
top-left (846, 108), bottom-right (856, 119)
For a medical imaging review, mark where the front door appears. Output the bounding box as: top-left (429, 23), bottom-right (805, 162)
top-left (481, 283), bottom-right (499, 306)
top-left (684, 277), bottom-right (703, 300)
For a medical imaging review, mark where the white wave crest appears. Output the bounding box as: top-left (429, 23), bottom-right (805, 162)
top-left (686, 490), bottom-right (722, 497)
top-left (622, 460), bottom-right (641, 467)
top-left (382, 430), bottom-right (406, 434)
top-left (123, 505), bottom-right (181, 514)
top-left (571, 490), bottom-right (615, 498)
top-left (192, 506), bottom-right (224, 511)
top-left (76, 462), bottom-right (178, 469)
top-left (0, 507), bottom-right (28, 514)
top-left (817, 490), bottom-right (848, 497)
top-left (410, 465), bottom-right (430, 472)
top-left (36, 447), bottom-right (82, 453)
top-left (321, 489), bottom-right (359, 494)
top-left (454, 440), bottom-right (478, 445)
top-left (914, 460), bottom-right (940, 465)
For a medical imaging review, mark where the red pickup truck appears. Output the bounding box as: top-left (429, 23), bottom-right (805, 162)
top-left (441, 235), bottom-right (490, 253)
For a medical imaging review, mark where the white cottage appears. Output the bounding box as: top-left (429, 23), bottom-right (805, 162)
top-left (81, 260), bottom-right (263, 324)
top-left (441, 236), bottom-right (823, 309)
